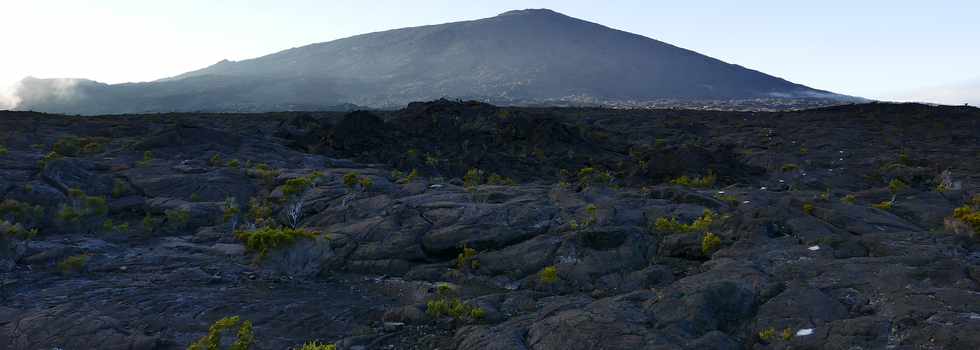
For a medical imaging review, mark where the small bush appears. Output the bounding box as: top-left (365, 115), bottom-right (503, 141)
top-left (463, 168), bottom-right (483, 189)
top-left (136, 151), bottom-right (153, 167)
top-left (576, 167), bottom-right (614, 188)
top-left (235, 226), bottom-right (318, 259)
top-left (780, 163), bottom-right (799, 172)
top-left (187, 316), bottom-right (254, 350)
top-left (190, 193), bottom-right (202, 202)
top-left (781, 328), bottom-right (794, 341)
top-left (227, 159), bottom-right (240, 168)
top-left (701, 232), bottom-right (722, 256)
top-left (299, 341), bottom-right (336, 350)
top-left (803, 202), bottom-right (815, 215)
top-left (670, 173), bottom-right (716, 188)
top-left (53, 136), bottom-right (107, 157)
top-left (539, 266), bottom-right (558, 284)
top-left (951, 202), bottom-right (980, 234)
top-left (1, 220), bottom-right (39, 240)
top-left (888, 179), bottom-right (908, 194)
top-left (58, 254), bottom-right (89, 274)
top-left (652, 209), bottom-right (716, 234)
top-left (841, 194), bottom-right (857, 204)
top-left (456, 246), bottom-right (478, 270)
top-left (872, 201), bottom-right (893, 210)
top-left (39, 151), bottom-right (62, 168)
top-left (165, 208), bottom-right (191, 229)
top-left (209, 153), bottom-right (223, 167)
top-left (112, 179), bottom-right (128, 198)
top-left (758, 327), bottom-right (775, 342)
top-left (342, 172), bottom-right (371, 192)
top-left (0, 145), bottom-right (7, 156)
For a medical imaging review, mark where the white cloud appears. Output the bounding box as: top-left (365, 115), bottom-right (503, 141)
top-left (0, 81), bottom-right (21, 110)
top-left (886, 78), bottom-right (980, 106)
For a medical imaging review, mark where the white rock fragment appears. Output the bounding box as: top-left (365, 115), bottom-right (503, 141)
top-left (808, 245), bottom-right (820, 251)
top-left (796, 328), bottom-right (814, 336)
top-left (429, 184), bottom-right (443, 189)
top-left (760, 187), bottom-right (767, 190)
top-left (742, 200), bottom-right (751, 204)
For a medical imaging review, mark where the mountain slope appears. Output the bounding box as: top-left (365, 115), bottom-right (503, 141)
top-left (14, 9), bottom-right (853, 114)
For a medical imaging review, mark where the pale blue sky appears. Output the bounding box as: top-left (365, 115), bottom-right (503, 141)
top-left (2, 0), bottom-right (978, 107)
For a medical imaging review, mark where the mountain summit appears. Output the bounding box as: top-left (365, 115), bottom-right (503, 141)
top-left (15, 9), bottom-right (853, 114)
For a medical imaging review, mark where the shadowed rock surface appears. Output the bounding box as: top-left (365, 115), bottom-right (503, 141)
top-left (0, 100), bottom-right (978, 349)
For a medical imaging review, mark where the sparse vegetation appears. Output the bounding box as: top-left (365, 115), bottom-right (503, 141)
top-left (299, 341), bottom-right (336, 350)
top-left (758, 327), bottom-right (776, 342)
top-left (456, 245), bottom-right (478, 270)
top-left (136, 150), bottom-right (153, 167)
top-left (780, 163), bottom-right (799, 172)
top-left (0, 145), bottom-right (7, 156)
top-left (701, 232), bottom-right (721, 256)
top-left (165, 208), bottom-right (191, 229)
top-left (235, 226), bottom-right (318, 259)
top-left (651, 209), bottom-right (716, 234)
top-left (187, 316), bottom-right (254, 350)
top-left (670, 172), bottom-right (716, 188)
top-left (58, 254), bottom-right (90, 274)
top-left (872, 200), bottom-right (894, 210)
top-left (112, 179), bottom-right (128, 198)
top-left (803, 202), bottom-right (815, 215)
top-left (539, 265), bottom-right (558, 284)
top-left (425, 283), bottom-right (485, 322)
top-left (227, 159), bottom-right (240, 168)
top-left (841, 194), bottom-right (857, 204)
top-left (209, 153), bottom-right (223, 167)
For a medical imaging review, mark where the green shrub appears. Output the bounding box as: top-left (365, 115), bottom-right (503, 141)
top-left (803, 202), bottom-right (815, 215)
top-left (1, 220), bottom-right (38, 240)
top-left (701, 232), bottom-right (721, 256)
top-left (426, 297), bottom-right (483, 322)
top-left (577, 167), bottom-right (614, 188)
top-left (0, 145), bottom-right (7, 156)
top-left (841, 194), bottom-right (857, 204)
top-left (112, 179), bottom-right (128, 198)
top-left (283, 177), bottom-right (313, 198)
top-left (299, 341), bottom-right (336, 350)
top-left (781, 328), bottom-right (794, 341)
top-left (780, 163), bottom-right (799, 172)
top-left (58, 254), bottom-right (89, 273)
top-left (952, 203), bottom-right (980, 233)
top-left (342, 172), bottom-right (371, 192)
top-left (463, 168), bottom-right (483, 190)
top-left (758, 327), bottom-right (775, 342)
top-left (652, 209), bottom-right (716, 234)
top-left (209, 153), bottom-right (223, 167)
top-left (670, 173), bottom-right (716, 188)
top-left (227, 159), bottom-right (240, 168)
top-left (456, 246), bottom-right (478, 270)
top-left (872, 201), bottom-right (893, 210)
top-left (888, 179), bottom-right (908, 193)
top-left (136, 151), bottom-right (153, 167)
top-left (165, 208), bottom-right (191, 228)
top-left (235, 226), bottom-right (318, 259)
top-left (53, 136), bottom-right (107, 157)
top-left (187, 316), bottom-right (254, 350)
top-left (190, 193), bottom-right (202, 202)
top-left (539, 265), bottom-right (558, 284)
top-left (142, 213), bottom-right (162, 232)
top-left (39, 151), bottom-right (62, 168)
top-left (486, 173), bottom-right (515, 185)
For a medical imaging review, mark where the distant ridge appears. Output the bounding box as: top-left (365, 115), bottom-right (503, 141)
top-left (14, 9), bottom-right (859, 114)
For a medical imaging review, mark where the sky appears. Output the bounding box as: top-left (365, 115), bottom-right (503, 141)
top-left (1, 0), bottom-right (978, 108)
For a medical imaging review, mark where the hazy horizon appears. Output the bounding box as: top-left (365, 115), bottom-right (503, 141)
top-left (2, 0), bottom-right (978, 109)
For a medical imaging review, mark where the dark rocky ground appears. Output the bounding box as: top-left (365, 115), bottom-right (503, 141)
top-left (0, 100), bottom-right (978, 349)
